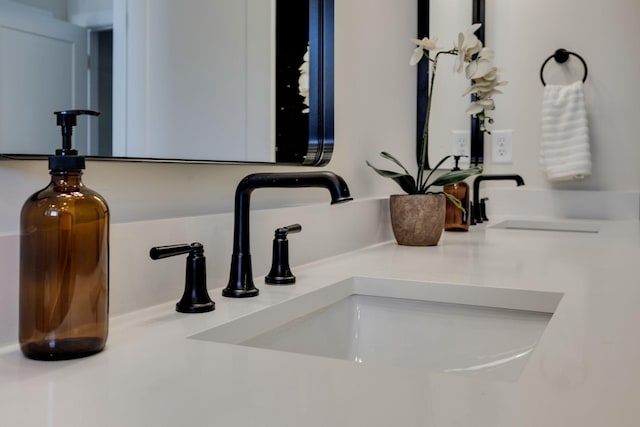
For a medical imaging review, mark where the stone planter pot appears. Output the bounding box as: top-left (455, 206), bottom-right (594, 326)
top-left (389, 194), bottom-right (446, 246)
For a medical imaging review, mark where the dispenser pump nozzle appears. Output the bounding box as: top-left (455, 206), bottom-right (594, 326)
top-left (50, 110), bottom-right (100, 171)
top-left (452, 155), bottom-right (462, 171)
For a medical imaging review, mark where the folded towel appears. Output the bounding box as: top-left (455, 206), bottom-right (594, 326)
top-left (539, 80), bottom-right (591, 181)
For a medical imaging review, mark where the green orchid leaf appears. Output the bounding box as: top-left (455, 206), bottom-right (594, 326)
top-left (366, 161), bottom-right (417, 194)
top-left (432, 166), bottom-right (483, 187)
top-left (420, 155), bottom-right (454, 192)
top-left (365, 161), bottom-right (404, 179)
top-left (431, 155), bottom-right (453, 172)
top-left (391, 175), bottom-right (420, 194)
top-left (379, 152), bottom-right (412, 176)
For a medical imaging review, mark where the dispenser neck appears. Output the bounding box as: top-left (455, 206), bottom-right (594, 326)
top-left (60, 122), bottom-right (74, 153)
top-left (49, 169), bottom-right (84, 192)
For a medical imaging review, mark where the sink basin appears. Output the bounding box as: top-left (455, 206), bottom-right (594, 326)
top-left (191, 277), bottom-right (562, 381)
top-left (490, 219), bottom-right (601, 233)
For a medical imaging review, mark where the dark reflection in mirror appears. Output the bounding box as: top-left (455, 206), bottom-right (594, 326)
top-left (276, 0), bottom-right (333, 166)
top-left (96, 29), bottom-right (113, 157)
top-left (416, 0), bottom-right (485, 168)
top-left (275, 0), bottom-right (310, 164)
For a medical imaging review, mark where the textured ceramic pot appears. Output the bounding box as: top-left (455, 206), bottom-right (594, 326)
top-left (389, 194), bottom-right (446, 246)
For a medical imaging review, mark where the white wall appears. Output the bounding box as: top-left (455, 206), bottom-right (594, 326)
top-left (67, 0), bottom-right (112, 27)
top-left (485, 0), bottom-right (640, 191)
top-left (0, 0), bottom-right (638, 235)
top-left (8, 0), bottom-right (67, 20)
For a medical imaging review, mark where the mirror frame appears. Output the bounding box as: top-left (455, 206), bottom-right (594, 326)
top-left (416, 0), bottom-right (485, 168)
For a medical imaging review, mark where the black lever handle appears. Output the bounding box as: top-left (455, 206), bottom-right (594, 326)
top-left (150, 243), bottom-right (192, 259)
top-left (149, 242), bottom-right (215, 313)
top-left (480, 198), bottom-right (489, 222)
top-left (266, 224), bottom-right (302, 285)
top-left (275, 224), bottom-right (302, 237)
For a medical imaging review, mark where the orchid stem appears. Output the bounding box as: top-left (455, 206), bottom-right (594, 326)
top-left (417, 49), bottom-right (459, 193)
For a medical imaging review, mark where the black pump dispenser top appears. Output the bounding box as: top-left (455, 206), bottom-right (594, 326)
top-left (452, 155), bottom-right (461, 171)
top-left (49, 110), bottom-right (100, 171)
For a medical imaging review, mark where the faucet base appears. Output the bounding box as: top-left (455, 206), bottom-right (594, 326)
top-left (222, 287), bottom-right (260, 298)
top-left (223, 253), bottom-right (260, 298)
top-left (265, 276), bottom-right (296, 285)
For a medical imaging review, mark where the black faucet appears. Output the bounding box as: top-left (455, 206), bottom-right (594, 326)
top-left (472, 174), bottom-right (525, 224)
top-left (222, 171), bottom-right (353, 298)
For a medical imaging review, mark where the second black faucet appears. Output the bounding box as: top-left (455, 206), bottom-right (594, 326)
top-left (471, 174), bottom-right (525, 224)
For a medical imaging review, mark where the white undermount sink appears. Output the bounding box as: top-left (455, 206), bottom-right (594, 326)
top-left (490, 219), bottom-right (601, 233)
top-left (191, 277), bottom-right (562, 381)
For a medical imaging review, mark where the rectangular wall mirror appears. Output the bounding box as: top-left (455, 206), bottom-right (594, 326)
top-left (416, 0), bottom-right (485, 169)
top-left (0, 0), bottom-right (333, 166)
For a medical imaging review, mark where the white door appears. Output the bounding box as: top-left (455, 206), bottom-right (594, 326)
top-left (0, 4), bottom-right (88, 156)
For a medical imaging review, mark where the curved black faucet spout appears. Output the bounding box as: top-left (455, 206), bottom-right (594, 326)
top-left (223, 172), bottom-right (353, 298)
top-left (472, 174), bottom-right (525, 224)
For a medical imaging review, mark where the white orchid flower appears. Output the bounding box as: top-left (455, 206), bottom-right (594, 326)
top-left (463, 63), bottom-right (507, 119)
top-left (411, 37), bottom-right (439, 51)
top-left (453, 23), bottom-right (483, 73)
top-left (298, 45), bottom-right (310, 113)
top-left (465, 59), bottom-right (495, 80)
top-left (476, 98), bottom-right (496, 108)
top-left (467, 97), bottom-right (495, 114)
top-left (466, 103), bottom-right (485, 115)
top-left (477, 47), bottom-right (495, 61)
top-left (463, 84), bottom-right (495, 97)
top-left (408, 24), bottom-right (505, 135)
top-left (409, 37), bottom-right (438, 65)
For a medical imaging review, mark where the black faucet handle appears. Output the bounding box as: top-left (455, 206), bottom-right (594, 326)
top-left (469, 202), bottom-right (476, 225)
top-left (480, 198), bottom-right (490, 222)
top-left (150, 243), bottom-right (193, 259)
top-left (276, 223), bottom-right (302, 237)
top-left (266, 224), bottom-right (302, 285)
top-left (149, 242), bottom-right (215, 313)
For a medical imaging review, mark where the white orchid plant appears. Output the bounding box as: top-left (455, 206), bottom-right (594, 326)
top-left (367, 24), bottom-right (506, 209)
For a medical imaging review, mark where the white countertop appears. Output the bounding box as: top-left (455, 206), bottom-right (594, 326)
top-left (1, 216), bottom-right (639, 426)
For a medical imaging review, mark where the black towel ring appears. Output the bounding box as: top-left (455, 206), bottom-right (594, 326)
top-left (540, 48), bottom-right (588, 86)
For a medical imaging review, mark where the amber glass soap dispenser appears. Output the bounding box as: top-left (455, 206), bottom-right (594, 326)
top-left (444, 156), bottom-right (470, 232)
top-left (20, 110), bottom-right (109, 360)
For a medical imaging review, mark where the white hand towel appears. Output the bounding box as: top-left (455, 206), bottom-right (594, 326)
top-left (539, 80), bottom-right (591, 181)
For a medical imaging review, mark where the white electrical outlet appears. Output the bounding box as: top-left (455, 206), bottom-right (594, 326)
top-left (491, 130), bottom-right (513, 164)
top-left (451, 130), bottom-right (471, 156)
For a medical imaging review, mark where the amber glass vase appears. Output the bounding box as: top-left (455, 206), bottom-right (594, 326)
top-left (19, 170), bottom-right (109, 360)
top-left (444, 182), bottom-right (470, 231)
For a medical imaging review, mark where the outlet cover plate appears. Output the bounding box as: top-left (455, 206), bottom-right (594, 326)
top-left (491, 130), bottom-right (513, 164)
top-left (451, 130), bottom-right (471, 157)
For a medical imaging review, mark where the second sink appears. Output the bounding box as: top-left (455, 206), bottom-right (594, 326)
top-left (490, 219), bottom-right (601, 233)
